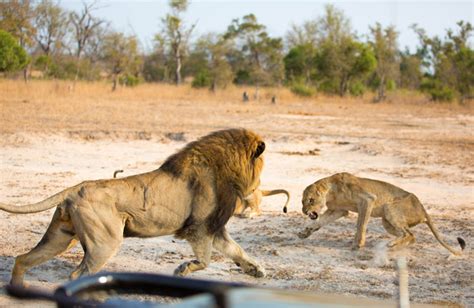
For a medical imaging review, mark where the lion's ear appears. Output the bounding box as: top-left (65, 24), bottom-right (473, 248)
top-left (253, 141), bottom-right (265, 158)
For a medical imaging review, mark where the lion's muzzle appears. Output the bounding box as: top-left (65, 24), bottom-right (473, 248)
top-left (308, 211), bottom-right (318, 220)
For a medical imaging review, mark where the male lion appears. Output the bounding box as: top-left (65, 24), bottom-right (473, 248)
top-left (234, 188), bottom-right (290, 218)
top-left (113, 171), bottom-right (290, 219)
top-left (0, 128), bottom-right (266, 286)
top-left (297, 173), bottom-right (465, 255)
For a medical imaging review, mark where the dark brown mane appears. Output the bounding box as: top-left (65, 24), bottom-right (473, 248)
top-left (168, 128), bottom-right (264, 238)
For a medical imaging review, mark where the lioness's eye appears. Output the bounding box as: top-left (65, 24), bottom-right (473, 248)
top-left (309, 198), bottom-right (314, 205)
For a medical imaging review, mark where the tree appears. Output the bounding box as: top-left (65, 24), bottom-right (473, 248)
top-left (143, 35), bottom-right (172, 82)
top-left (32, 0), bottom-right (69, 76)
top-left (0, 0), bottom-right (35, 81)
top-left (283, 5), bottom-right (375, 96)
top-left (413, 21), bottom-right (473, 102)
top-left (313, 5), bottom-right (376, 96)
top-left (369, 23), bottom-right (400, 102)
top-left (69, 0), bottom-right (106, 84)
top-left (224, 14), bottom-right (284, 98)
top-left (284, 43), bottom-right (316, 84)
top-left (190, 33), bottom-right (234, 91)
top-left (286, 20), bottom-right (319, 48)
top-left (156, 0), bottom-right (196, 85)
top-left (69, 1), bottom-right (106, 59)
top-left (315, 39), bottom-right (376, 96)
top-left (399, 48), bottom-right (422, 89)
top-left (33, 0), bottom-right (68, 56)
top-left (0, 30), bottom-right (30, 73)
top-left (0, 0), bottom-right (35, 48)
top-left (102, 31), bottom-right (142, 91)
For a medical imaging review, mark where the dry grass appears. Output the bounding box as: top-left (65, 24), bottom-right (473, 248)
top-left (1, 78), bottom-right (455, 106)
top-left (0, 79), bottom-right (306, 104)
top-left (0, 79), bottom-right (472, 138)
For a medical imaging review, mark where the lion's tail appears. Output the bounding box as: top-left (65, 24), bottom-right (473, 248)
top-left (0, 185), bottom-right (79, 214)
top-left (423, 208), bottom-right (465, 256)
top-left (113, 170), bottom-right (124, 178)
top-left (260, 189), bottom-right (290, 213)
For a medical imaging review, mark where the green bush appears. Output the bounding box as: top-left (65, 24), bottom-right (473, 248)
top-left (429, 86), bottom-right (455, 102)
top-left (34, 55), bottom-right (52, 73)
top-left (420, 78), bottom-right (455, 102)
top-left (233, 69), bottom-right (251, 85)
top-left (119, 74), bottom-right (141, 87)
top-left (349, 81), bottom-right (366, 96)
top-left (386, 79), bottom-right (396, 91)
top-left (0, 30), bottom-right (30, 72)
top-left (191, 70), bottom-right (211, 88)
top-left (290, 82), bottom-right (315, 97)
top-left (317, 79), bottom-right (339, 94)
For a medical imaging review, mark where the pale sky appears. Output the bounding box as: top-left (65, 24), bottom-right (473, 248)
top-left (61, 0), bottom-right (474, 52)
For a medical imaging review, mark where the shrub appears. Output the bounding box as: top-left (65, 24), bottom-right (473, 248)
top-left (233, 69), bottom-right (251, 85)
top-left (318, 79), bottom-right (339, 95)
top-left (0, 30), bottom-right (30, 72)
top-left (349, 81), bottom-right (366, 96)
top-left (290, 82), bottom-right (315, 97)
top-left (420, 78), bottom-right (455, 102)
top-left (119, 74), bottom-right (141, 87)
top-left (191, 70), bottom-right (211, 88)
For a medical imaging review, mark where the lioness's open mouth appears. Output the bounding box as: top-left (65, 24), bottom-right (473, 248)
top-left (308, 211), bottom-right (318, 220)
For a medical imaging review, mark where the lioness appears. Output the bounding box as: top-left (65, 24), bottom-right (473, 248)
top-left (234, 188), bottom-right (290, 218)
top-left (298, 173), bottom-right (465, 255)
top-left (0, 128), bottom-right (266, 286)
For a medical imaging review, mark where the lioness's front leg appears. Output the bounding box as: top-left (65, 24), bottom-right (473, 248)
top-left (353, 196), bottom-right (375, 250)
top-left (213, 229), bottom-right (265, 278)
top-left (298, 210), bottom-right (348, 239)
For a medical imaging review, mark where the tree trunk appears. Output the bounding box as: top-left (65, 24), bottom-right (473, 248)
top-left (339, 77), bottom-right (347, 97)
top-left (254, 83), bottom-right (259, 101)
top-left (210, 80), bottom-right (216, 93)
top-left (376, 75), bottom-right (386, 102)
top-left (23, 64), bottom-right (30, 83)
top-left (175, 47), bottom-right (182, 85)
top-left (112, 74), bottom-right (118, 91)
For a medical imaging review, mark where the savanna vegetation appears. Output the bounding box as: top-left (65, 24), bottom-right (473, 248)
top-left (0, 0), bottom-right (472, 103)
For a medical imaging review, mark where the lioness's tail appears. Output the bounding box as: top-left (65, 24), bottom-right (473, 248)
top-left (0, 185), bottom-right (79, 214)
top-left (423, 209), bottom-right (465, 256)
top-left (260, 189), bottom-right (290, 213)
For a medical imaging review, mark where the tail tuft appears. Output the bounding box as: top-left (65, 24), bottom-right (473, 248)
top-left (457, 237), bottom-right (466, 250)
top-left (283, 206), bottom-right (287, 213)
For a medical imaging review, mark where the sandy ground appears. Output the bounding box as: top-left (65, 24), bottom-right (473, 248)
top-left (0, 95), bottom-right (473, 307)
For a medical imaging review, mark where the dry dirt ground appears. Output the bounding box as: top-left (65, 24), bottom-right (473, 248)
top-left (0, 91), bottom-right (473, 307)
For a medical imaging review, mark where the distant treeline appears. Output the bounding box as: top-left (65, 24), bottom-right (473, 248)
top-left (0, 1), bottom-right (472, 103)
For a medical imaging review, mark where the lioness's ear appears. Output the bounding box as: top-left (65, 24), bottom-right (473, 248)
top-left (254, 141), bottom-right (265, 158)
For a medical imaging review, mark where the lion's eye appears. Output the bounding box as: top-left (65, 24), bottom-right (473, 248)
top-left (309, 198), bottom-right (314, 205)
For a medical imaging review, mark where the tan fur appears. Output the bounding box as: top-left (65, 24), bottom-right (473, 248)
top-left (297, 173), bottom-right (465, 255)
top-left (0, 128), bottom-right (267, 286)
top-left (234, 188), bottom-right (290, 218)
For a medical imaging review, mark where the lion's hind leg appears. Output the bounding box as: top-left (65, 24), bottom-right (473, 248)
top-left (68, 201), bottom-right (125, 280)
top-left (11, 208), bottom-right (78, 286)
top-left (213, 229), bottom-right (265, 278)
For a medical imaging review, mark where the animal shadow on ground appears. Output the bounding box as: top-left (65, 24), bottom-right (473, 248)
top-left (0, 255), bottom-right (76, 286)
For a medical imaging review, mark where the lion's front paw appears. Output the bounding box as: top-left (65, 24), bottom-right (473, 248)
top-left (173, 262), bottom-right (190, 276)
top-left (245, 264), bottom-right (266, 278)
top-left (297, 229), bottom-right (311, 239)
top-left (238, 211), bottom-right (258, 219)
top-left (351, 242), bottom-right (364, 251)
